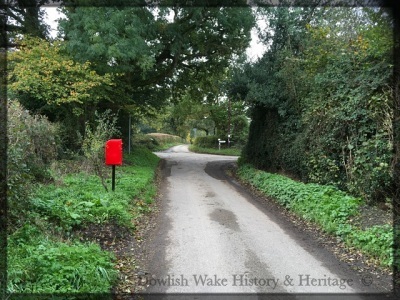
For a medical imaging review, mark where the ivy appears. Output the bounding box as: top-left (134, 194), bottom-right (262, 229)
top-left (231, 7), bottom-right (394, 203)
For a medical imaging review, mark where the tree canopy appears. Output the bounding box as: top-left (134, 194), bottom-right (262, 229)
top-left (6, 1), bottom-right (255, 149)
top-left (58, 3), bottom-right (254, 112)
top-left (8, 37), bottom-right (114, 116)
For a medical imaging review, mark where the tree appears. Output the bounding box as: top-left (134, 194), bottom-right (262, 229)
top-left (8, 36), bottom-right (115, 150)
top-left (235, 7), bottom-right (312, 173)
top-left (58, 1), bottom-right (255, 113)
top-left (232, 6), bottom-right (395, 203)
top-left (2, 0), bottom-right (54, 46)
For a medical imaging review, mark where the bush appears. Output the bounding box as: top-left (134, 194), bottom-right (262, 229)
top-left (7, 100), bottom-right (58, 225)
top-left (193, 136), bottom-right (221, 148)
top-left (131, 134), bottom-right (159, 150)
top-left (146, 133), bottom-right (186, 150)
top-left (81, 110), bottom-right (120, 191)
top-left (231, 115), bottom-right (249, 147)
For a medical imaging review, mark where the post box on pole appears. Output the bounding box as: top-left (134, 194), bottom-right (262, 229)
top-left (105, 139), bottom-right (123, 191)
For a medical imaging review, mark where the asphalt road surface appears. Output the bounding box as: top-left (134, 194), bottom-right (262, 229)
top-left (142, 145), bottom-right (390, 299)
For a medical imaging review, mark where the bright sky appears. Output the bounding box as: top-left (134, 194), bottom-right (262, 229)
top-left (43, 7), bottom-right (63, 39)
top-left (43, 7), bottom-right (267, 61)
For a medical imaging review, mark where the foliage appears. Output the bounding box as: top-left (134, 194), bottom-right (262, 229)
top-left (8, 36), bottom-right (114, 115)
top-left (131, 134), bottom-right (160, 151)
top-left (189, 145), bottom-right (241, 156)
top-left (31, 176), bottom-right (132, 231)
top-left (59, 3), bottom-right (254, 113)
top-left (8, 225), bottom-right (117, 293)
top-left (153, 89), bottom-right (249, 144)
top-left (237, 164), bottom-right (393, 268)
top-left (238, 164), bottom-right (360, 229)
top-left (193, 136), bottom-right (221, 148)
top-left (30, 148), bottom-right (159, 232)
top-left (230, 114), bottom-right (250, 146)
top-left (81, 110), bottom-right (120, 191)
top-left (231, 7), bottom-right (394, 203)
top-left (4, 0), bottom-right (51, 41)
top-left (346, 224), bottom-right (393, 267)
top-left (209, 99), bottom-right (250, 145)
top-left (130, 132), bottom-right (186, 152)
top-left (301, 16), bottom-right (394, 201)
top-left (7, 36), bottom-right (116, 152)
top-left (7, 100), bottom-right (58, 226)
top-left (160, 93), bottom-right (213, 139)
top-left (146, 133), bottom-right (187, 151)
top-left (7, 147), bottom-right (160, 293)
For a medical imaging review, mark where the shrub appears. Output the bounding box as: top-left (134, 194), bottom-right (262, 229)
top-left (7, 100), bottom-right (58, 225)
top-left (131, 133), bottom-right (159, 150)
top-left (193, 136), bottom-right (221, 148)
top-left (81, 110), bottom-right (120, 191)
top-left (145, 133), bottom-right (186, 151)
top-left (231, 115), bottom-right (249, 147)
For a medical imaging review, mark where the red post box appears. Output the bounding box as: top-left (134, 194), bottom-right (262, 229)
top-left (105, 139), bottom-right (123, 166)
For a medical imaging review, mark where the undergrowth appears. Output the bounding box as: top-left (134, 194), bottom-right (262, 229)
top-left (7, 147), bottom-right (160, 294)
top-left (8, 225), bottom-right (117, 294)
top-left (237, 164), bottom-right (394, 269)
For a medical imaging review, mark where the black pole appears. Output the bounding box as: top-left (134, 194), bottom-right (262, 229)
top-left (112, 165), bottom-right (116, 191)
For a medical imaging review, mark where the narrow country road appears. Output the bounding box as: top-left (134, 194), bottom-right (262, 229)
top-left (142, 145), bottom-right (385, 298)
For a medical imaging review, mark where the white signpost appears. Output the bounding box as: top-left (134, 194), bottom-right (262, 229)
top-left (218, 139), bottom-right (226, 151)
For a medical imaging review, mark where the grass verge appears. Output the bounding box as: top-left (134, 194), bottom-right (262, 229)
top-left (189, 145), bottom-right (241, 156)
top-left (7, 147), bottom-right (160, 294)
top-left (237, 164), bottom-right (395, 270)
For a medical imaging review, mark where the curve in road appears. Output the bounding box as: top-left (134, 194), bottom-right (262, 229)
top-left (143, 145), bottom-right (388, 298)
